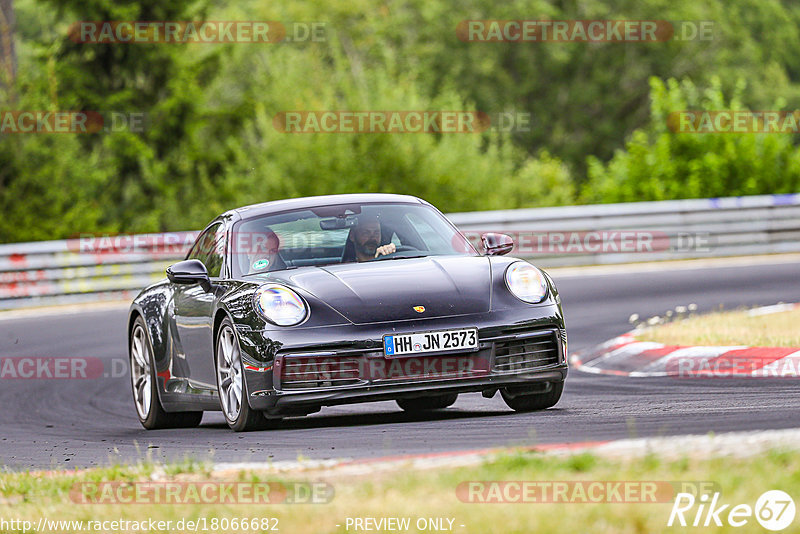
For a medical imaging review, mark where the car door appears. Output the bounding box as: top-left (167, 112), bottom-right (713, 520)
top-left (173, 222), bottom-right (226, 391)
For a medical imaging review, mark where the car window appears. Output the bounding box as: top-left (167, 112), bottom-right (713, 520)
top-left (187, 223), bottom-right (225, 278)
top-left (232, 203), bottom-right (478, 276)
top-left (404, 212), bottom-right (451, 250)
top-left (271, 218), bottom-right (349, 250)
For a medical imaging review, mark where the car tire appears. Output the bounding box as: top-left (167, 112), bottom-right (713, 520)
top-left (501, 381), bottom-right (564, 412)
top-left (130, 316), bottom-right (203, 429)
top-left (396, 393), bottom-right (458, 412)
top-left (215, 318), bottom-right (270, 432)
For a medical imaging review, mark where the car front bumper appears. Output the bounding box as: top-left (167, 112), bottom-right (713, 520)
top-left (249, 366), bottom-right (567, 414)
top-left (239, 303), bottom-right (567, 414)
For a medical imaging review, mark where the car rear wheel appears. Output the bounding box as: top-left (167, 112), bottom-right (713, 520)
top-left (396, 393), bottom-right (458, 412)
top-left (501, 381), bottom-right (564, 412)
top-left (130, 316), bottom-right (203, 429)
top-left (215, 318), bottom-right (269, 432)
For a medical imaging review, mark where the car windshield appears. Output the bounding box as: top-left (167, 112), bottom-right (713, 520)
top-left (231, 202), bottom-right (478, 276)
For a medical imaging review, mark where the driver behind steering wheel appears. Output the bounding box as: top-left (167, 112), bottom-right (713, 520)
top-left (348, 214), bottom-right (396, 262)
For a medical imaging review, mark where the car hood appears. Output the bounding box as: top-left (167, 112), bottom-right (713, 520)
top-left (269, 256), bottom-right (492, 324)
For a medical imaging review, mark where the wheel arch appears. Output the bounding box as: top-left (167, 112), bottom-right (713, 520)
top-left (127, 309), bottom-right (142, 345)
top-left (128, 283), bottom-right (176, 410)
top-left (126, 307), bottom-right (174, 413)
top-left (213, 307), bottom-right (232, 346)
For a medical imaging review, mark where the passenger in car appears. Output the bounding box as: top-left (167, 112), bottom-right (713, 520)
top-left (244, 228), bottom-right (286, 273)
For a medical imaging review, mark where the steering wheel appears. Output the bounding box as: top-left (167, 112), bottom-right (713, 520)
top-left (378, 244), bottom-right (420, 258)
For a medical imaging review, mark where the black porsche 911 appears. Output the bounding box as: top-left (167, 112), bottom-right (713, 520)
top-left (128, 194), bottom-right (568, 431)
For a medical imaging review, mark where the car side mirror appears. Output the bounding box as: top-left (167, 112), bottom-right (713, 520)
top-left (481, 233), bottom-right (514, 256)
top-left (167, 259), bottom-right (212, 291)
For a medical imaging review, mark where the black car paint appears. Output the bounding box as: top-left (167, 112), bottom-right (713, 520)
top-left (128, 194), bottom-right (567, 415)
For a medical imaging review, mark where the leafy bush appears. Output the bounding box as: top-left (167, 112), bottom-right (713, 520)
top-left (582, 77), bottom-right (800, 203)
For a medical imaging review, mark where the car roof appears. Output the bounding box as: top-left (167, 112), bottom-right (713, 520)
top-left (227, 193), bottom-right (427, 220)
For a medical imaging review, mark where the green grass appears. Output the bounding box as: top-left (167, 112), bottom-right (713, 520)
top-left (2, 446), bottom-right (800, 533)
top-left (636, 307), bottom-right (800, 347)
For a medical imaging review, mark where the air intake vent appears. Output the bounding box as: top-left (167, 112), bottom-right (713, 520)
top-left (277, 354), bottom-right (365, 389)
top-left (493, 330), bottom-right (560, 372)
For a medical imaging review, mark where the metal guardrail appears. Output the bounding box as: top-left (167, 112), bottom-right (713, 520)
top-left (0, 231), bottom-right (198, 309)
top-left (0, 194), bottom-right (798, 309)
top-left (448, 193), bottom-right (800, 266)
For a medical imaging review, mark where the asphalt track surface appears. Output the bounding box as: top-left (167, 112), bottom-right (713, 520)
top-left (1, 260), bottom-right (798, 470)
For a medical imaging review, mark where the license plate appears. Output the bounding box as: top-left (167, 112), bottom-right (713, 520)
top-left (383, 328), bottom-right (478, 357)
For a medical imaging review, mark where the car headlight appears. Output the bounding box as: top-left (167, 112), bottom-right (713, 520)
top-left (505, 262), bottom-right (548, 303)
top-left (254, 284), bottom-right (308, 326)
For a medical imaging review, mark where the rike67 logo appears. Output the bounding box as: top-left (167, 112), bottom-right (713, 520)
top-left (668, 490), bottom-right (795, 531)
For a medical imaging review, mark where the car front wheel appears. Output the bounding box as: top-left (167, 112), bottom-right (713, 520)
top-left (215, 318), bottom-right (269, 431)
top-left (130, 316), bottom-right (203, 429)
